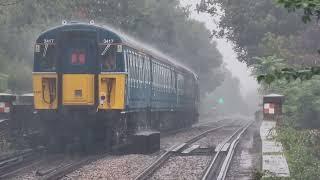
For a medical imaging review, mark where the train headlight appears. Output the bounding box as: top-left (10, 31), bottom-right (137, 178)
top-left (100, 92), bottom-right (106, 105)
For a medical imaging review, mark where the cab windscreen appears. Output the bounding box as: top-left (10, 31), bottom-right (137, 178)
top-left (59, 31), bottom-right (98, 73)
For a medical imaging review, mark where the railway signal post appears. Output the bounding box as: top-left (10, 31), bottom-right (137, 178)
top-left (263, 93), bottom-right (284, 123)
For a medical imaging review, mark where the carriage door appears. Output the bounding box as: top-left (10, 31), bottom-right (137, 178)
top-left (59, 31), bottom-right (98, 106)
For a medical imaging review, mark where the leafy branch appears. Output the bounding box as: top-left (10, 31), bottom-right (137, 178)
top-left (0, 0), bottom-right (24, 6)
top-left (257, 67), bottom-right (320, 84)
top-left (275, 0), bottom-right (320, 23)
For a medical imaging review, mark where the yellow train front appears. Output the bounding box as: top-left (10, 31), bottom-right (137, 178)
top-left (33, 22), bottom-right (199, 152)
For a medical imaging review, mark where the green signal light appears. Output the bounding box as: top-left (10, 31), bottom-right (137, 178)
top-left (218, 98), bottom-right (224, 104)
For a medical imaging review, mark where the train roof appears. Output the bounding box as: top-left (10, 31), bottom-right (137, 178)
top-left (37, 22), bottom-right (197, 77)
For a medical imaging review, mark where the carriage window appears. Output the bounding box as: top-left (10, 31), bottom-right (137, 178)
top-left (137, 55), bottom-right (140, 83)
top-left (129, 53), bottom-right (132, 86)
top-left (38, 44), bottom-right (57, 71)
top-left (160, 66), bottom-right (163, 89)
top-left (160, 66), bottom-right (162, 90)
top-left (152, 64), bottom-right (157, 86)
top-left (170, 70), bottom-right (173, 92)
top-left (136, 54), bottom-right (139, 81)
top-left (147, 60), bottom-right (149, 84)
top-left (133, 54), bottom-right (137, 87)
top-left (169, 71), bottom-right (171, 91)
top-left (140, 56), bottom-right (142, 83)
top-left (131, 53), bottom-right (134, 78)
top-left (140, 56), bottom-right (142, 81)
top-left (125, 51), bottom-right (129, 72)
top-left (101, 45), bottom-right (116, 71)
top-left (139, 55), bottom-right (142, 86)
top-left (127, 52), bottom-right (130, 75)
top-left (129, 53), bottom-right (132, 72)
top-left (157, 65), bottom-right (159, 89)
top-left (152, 63), bottom-right (156, 85)
top-left (165, 68), bottom-right (167, 91)
top-left (134, 54), bottom-right (137, 81)
top-left (157, 64), bottom-right (159, 88)
top-left (161, 66), bottom-right (164, 90)
top-left (142, 57), bottom-right (145, 84)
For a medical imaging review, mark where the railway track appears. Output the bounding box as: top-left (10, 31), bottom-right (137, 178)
top-left (161, 118), bottom-right (227, 139)
top-left (37, 122), bottom-right (223, 180)
top-left (0, 148), bottom-right (45, 179)
top-left (25, 119), bottom-right (232, 180)
top-left (34, 153), bottom-right (109, 180)
top-left (134, 121), bottom-right (236, 180)
top-left (0, 119), bottom-right (8, 138)
top-left (201, 120), bottom-right (254, 180)
top-left (134, 119), bottom-right (253, 180)
top-left (2, 118), bottom-right (240, 180)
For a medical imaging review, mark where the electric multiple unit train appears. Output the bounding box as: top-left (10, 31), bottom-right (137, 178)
top-left (31, 22), bottom-right (199, 151)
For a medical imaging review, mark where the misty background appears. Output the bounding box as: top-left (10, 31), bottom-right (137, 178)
top-left (180, 0), bottom-right (259, 117)
top-left (0, 0), bottom-right (259, 118)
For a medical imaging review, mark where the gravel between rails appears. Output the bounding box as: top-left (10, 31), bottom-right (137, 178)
top-left (160, 126), bottom-right (213, 150)
top-left (148, 124), bottom-right (248, 180)
top-left (150, 155), bottom-right (211, 180)
top-left (7, 155), bottom-right (81, 180)
top-left (11, 119), bottom-right (234, 180)
top-left (160, 118), bottom-right (236, 150)
top-left (63, 154), bottom-right (157, 180)
top-left (195, 127), bottom-right (239, 148)
top-left (61, 121), bottom-right (230, 180)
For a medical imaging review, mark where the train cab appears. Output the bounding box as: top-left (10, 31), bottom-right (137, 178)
top-left (33, 23), bottom-right (126, 111)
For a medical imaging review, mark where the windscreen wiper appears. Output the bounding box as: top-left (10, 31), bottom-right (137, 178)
top-left (43, 42), bottom-right (49, 57)
top-left (101, 44), bottom-right (111, 56)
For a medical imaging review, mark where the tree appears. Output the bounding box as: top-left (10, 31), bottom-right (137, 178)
top-left (198, 0), bottom-right (306, 65)
top-left (0, 0), bottom-right (225, 94)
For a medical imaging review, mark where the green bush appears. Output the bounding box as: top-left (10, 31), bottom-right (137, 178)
top-left (277, 124), bottom-right (320, 179)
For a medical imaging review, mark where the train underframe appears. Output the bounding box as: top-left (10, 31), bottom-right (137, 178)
top-left (11, 107), bottom-right (198, 153)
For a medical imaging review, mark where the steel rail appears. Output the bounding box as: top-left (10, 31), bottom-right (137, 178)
top-left (0, 148), bottom-right (45, 179)
top-left (161, 117), bottom-right (228, 138)
top-left (217, 120), bottom-right (254, 180)
top-left (40, 153), bottom-right (109, 180)
top-left (134, 122), bottom-right (232, 180)
top-left (201, 120), bottom-right (254, 180)
top-left (39, 119), bottom-right (237, 180)
top-left (0, 118), bottom-right (9, 137)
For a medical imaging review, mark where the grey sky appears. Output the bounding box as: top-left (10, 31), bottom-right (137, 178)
top-left (180, 0), bottom-right (258, 95)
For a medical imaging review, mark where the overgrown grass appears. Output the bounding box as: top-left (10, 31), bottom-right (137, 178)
top-left (276, 125), bottom-right (320, 179)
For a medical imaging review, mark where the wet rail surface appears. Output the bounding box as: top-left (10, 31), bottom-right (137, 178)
top-left (4, 118), bottom-right (243, 180)
top-left (0, 118), bottom-right (8, 139)
top-left (0, 148), bottom-right (45, 179)
top-left (134, 119), bottom-right (253, 180)
top-left (134, 119), bottom-right (250, 180)
top-left (201, 121), bottom-right (254, 180)
top-left (134, 125), bottom-right (228, 180)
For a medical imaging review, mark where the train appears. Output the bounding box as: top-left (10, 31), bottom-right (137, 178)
top-left (8, 21), bottom-right (200, 152)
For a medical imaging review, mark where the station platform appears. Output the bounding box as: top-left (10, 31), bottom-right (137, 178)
top-left (260, 121), bottom-right (290, 178)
